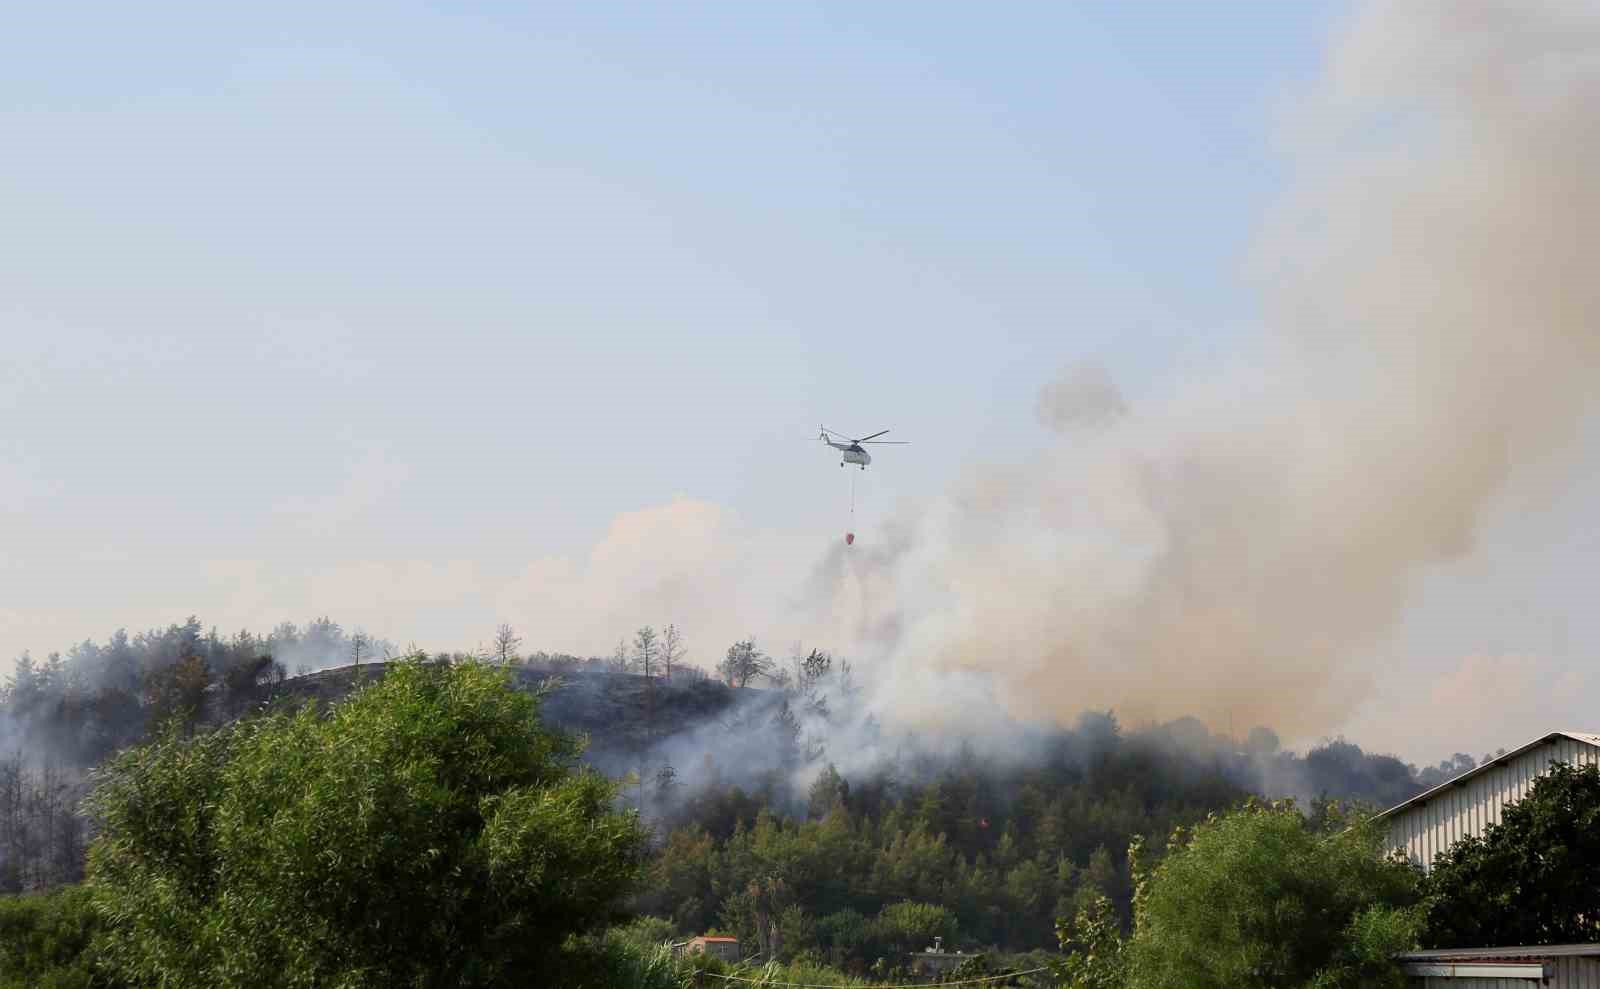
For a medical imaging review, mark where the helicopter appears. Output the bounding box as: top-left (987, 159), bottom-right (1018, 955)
top-left (818, 425), bottom-right (907, 469)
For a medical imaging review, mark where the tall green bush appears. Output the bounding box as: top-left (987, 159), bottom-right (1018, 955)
top-left (1116, 800), bottom-right (1422, 989)
top-left (1424, 762), bottom-right (1600, 946)
top-left (0, 885), bottom-right (109, 989)
top-left (84, 656), bottom-right (647, 988)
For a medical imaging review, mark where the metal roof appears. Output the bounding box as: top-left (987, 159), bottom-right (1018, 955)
top-left (1397, 944), bottom-right (1600, 961)
top-left (1374, 731), bottom-right (1600, 822)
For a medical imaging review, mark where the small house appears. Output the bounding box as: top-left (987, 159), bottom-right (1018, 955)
top-left (677, 935), bottom-right (740, 963)
top-left (909, 937), bottom-right (975, 978)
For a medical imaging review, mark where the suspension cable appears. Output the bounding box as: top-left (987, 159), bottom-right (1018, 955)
top-left (699, 965), bottom-right (1051, 988)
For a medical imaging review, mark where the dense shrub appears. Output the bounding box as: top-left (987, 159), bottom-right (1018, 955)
top-left (1122, 801), bottom-right (1422, 989)
top-left (0, 885), bottom-right (111, 989)
top-left (1424, 762), bottom-right (1600, 946)
top-left (83, 657), bottom-right (647, 988)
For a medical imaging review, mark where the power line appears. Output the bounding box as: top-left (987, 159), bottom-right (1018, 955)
top-left (699, 965), bottom-right (1051, 988)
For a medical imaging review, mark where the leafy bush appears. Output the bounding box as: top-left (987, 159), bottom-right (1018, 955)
top-left (609, 915), bottom-right (682, 953)
top-left (0, 885), bottom-right (112, 989)
top-left (1122, 800), bottom-right (1422, 989)
top-left (1056, 890), bottom-right (1125, 989)
top-left (1424, 762), bottom-right (1600, 946)
top-left (83, 656), bottom-right (648, 988)
top-left (549, 935), bottom-right (693, 989)
top-left (872, 900), bottom-right (959, 957)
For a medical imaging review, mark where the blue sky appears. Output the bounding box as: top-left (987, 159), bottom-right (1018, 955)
top-left (3, 2), bottom-right (1335, 549)
top-left (6, 2), bottom-right (1596, 761)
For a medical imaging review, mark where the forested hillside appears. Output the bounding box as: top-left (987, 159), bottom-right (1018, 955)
top-left (1, 615), bottom-right (1487, 964)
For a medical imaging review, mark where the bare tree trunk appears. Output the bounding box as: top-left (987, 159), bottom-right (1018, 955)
top-left (351, 632), bottom-right (368, 676)
top-left (0, 752), bottom-right (21, 892)
top-left (493, 624), bottom-right (523, 665)
top-left (22, 765), bottom-right (43, 889)
top-left (40, 762), bottom-right (62, 887)
top-left (662, 624), bottom-right (684, 681)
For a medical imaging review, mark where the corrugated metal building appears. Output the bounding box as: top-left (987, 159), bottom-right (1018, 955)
top-left (1375, 732), bottom-right (1600, 987)
top-left (1396, 944), bottom-right (1600, 988)
top-left (1376, 730), bottom-right (1600, 874)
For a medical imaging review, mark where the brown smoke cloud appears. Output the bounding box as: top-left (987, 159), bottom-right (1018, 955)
top-left (468, 1), bottom-right (1599, 750)
top-left (824, 1), bottom-right (1600, 740)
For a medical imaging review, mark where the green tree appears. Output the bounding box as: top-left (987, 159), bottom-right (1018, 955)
top-left (815, 909), bottom-right (872, 968)
top-left (1123, 800), bottom-right (1422, 989)
top-left (872, 900), bottom-right (957, 958)
top-left (777, 903), bottom-right (817, 961)
top-left (1003, 856), bottom-right (1053, 944)
top-left (807, 764), bottom-right (849, 820)
top-left (606, 915), bottom-right (679, 953)
top-left (140, 654), bottom-right (210, 733)
top-left (0, 885), bottom-right (106, 989)
top-left (719, 640), bottom-right (772, 688)
top-left (1055, 890), bottom-right (1125, 989)
top-left (84, 656), bottom-right (648, 988)
top-left (1073, 844), bottom-right (1122, 921)
top-left (634, 626), bottom-right (658, 678)
top-left (1423, 762), bottom-right (1600, 947)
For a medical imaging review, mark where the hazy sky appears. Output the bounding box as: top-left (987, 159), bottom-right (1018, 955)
top-left (5, 2), bottom-right (1596, 764)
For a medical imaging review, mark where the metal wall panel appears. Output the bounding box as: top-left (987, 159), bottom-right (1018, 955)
top-left (1415, 958), bottom-right (1600, 988)
top-left (1556, 956), bottom-right (1600, 989)
top-left (1386, 738), bottom-right (1600, 873)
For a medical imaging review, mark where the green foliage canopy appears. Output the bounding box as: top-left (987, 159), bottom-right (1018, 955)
top-left (1121, 800), bottom-right (1422, 989)
top-left (1056, 890), bottom-right (1126, 989)
top-left (0, 885), bottom-right (106, 989)
top-left (1423, 761), bottom-right (1600, 947)
top-left (83, 656), bottom-right (648, 988)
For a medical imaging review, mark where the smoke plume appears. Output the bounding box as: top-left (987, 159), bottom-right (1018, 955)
top-left (814, 1), bottom-right (1600, 741)
top-left (1035, 362), bottom-right (1127, 433)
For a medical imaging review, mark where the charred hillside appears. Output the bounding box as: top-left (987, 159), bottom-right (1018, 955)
top-left (0, 615), bottom-right (1475, 911)
top-left (245, 659), bottom-right (1445, 839)
top-left (260, 661), bottom-right (777, 781)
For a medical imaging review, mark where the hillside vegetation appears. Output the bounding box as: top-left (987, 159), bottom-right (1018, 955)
top-left (0, 623), bottom-right (1593, 985)
top-left (1, 617), bottom-right (1468, 967)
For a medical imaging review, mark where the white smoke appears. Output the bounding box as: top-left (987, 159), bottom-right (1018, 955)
top-left (797, 0), bottom-right (1600, 744)
top-left (1035, 362), bottom-right (1127, 433)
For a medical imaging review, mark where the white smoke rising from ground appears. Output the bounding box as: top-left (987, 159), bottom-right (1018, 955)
top-left (497, 499), bottom-right (829, 667)
top-left (798, 0), bottom-right (1600, 744)
top-left (203, 0), bottom-right (1599, 769)
top-left (5, 5), bottom-right (1596, 774)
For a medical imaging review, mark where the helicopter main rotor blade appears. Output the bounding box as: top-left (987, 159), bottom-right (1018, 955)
top-left (855, 429), bottom-right (890, 442)
top-left (819, 425), bottom-right (850, 439)
top-left (860, 440), bottom-right (909, 444)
